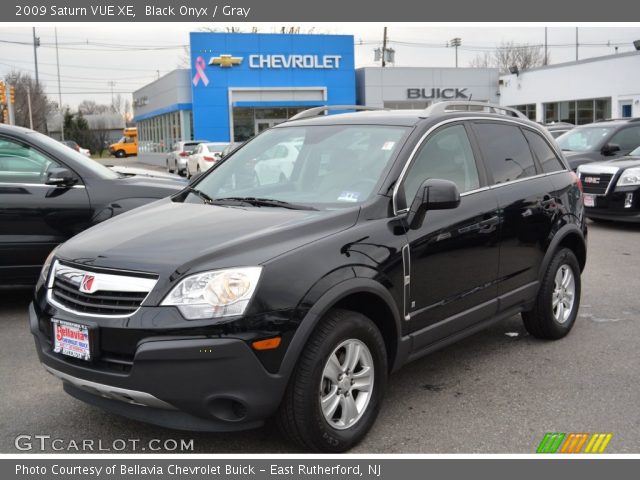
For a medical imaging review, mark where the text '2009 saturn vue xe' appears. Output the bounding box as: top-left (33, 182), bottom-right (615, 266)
top-left (30, 102), bottom-right (587, 452)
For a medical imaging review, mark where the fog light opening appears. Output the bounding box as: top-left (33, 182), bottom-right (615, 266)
top-left (624, 192), bottom-right (633, 208)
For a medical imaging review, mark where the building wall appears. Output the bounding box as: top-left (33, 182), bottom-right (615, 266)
top-left (357, 67), bottom-right (500, 108)
top-left (133, 70), bottom-right (192, 120)
top-left (499, 51), bottom-right (640, 122)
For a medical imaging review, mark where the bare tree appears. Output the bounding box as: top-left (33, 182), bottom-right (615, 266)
top-left (3, 70), bottom-right (54, 133)
top-left (88, 117), bottom-right (110, 157)
top-left (78, 100), bottom-right (111, 115)
top-left (469, 41), bottom-right (548, 73)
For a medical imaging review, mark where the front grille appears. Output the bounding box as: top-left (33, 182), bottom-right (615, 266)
top-left (52, 276), bottom-right (147, 315)
top-left (580, 173), bottom-right (613, 195)
top-left (48, 261), bottom-right (157, 317)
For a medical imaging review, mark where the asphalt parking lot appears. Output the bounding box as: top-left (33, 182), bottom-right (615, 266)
top-left (1, 219), bottom-right (639, 453)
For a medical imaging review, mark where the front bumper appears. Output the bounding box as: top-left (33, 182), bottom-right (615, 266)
top-left (29, 303), bottom-right (289, 431)
top-left (585, 186), bottom-right (640, 223)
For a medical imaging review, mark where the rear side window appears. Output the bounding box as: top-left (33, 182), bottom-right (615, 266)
top-left (523, 130), bottom-right (565, 173)
top-left (474, 122), bottom-right (537, 184)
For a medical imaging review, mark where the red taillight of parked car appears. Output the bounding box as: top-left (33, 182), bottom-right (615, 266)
top-left (203, 156), bottom-right (216, 162)
top-left (571, 171), bottom-right (583, 193)
top-left (179, 151), bottom-right (190, 157)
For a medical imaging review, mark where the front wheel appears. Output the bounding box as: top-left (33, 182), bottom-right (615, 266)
top-left (277, 309), bottom-right (387, 452)
top-left (115, 150), bottom-right (126, 158)
top-left (522, 248), bottom-right (581, 339)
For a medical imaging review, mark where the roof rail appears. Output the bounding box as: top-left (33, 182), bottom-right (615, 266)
top-left (424, 101), bottom-right (529, 120)
top-left (288, 105), bottom-right (385, 122)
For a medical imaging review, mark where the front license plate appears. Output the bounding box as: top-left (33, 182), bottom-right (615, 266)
top-left (52, 319), bottom-right (92, 361)
top-left (583, 194), bottom-right (595, 207)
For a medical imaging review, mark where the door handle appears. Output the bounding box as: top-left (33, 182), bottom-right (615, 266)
top-left (478, 216), bottom-right (499, 233)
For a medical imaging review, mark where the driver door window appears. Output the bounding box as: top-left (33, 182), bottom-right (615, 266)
top-left (609, 126), bottom-right (640, 152)
top-left (0, 137), bottom-right (61, 184)
top-left (403, 124), bottom-right (480, 205)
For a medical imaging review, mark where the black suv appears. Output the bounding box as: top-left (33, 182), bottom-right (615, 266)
top-left (0, 125), bottom-right (186, 285)
top-left (556, 118), bottom-right (640, 170)
top-left (30, 102), bottom-right (587, 452)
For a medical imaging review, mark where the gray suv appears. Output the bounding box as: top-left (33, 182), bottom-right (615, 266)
top-left (556, 118), bottom-right (640, 170)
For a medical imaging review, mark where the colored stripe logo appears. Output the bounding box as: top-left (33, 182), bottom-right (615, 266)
top-left (537, 433), bottom-right (612, 453)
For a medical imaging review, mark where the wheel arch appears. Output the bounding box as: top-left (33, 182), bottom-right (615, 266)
top-left (280, 278), bottom-right (404, 381)
top-left (539, 223), bottom-right (587, 284)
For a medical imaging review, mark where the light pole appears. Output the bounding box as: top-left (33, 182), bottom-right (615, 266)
top-left (450, 37), bottom-right (462, 68)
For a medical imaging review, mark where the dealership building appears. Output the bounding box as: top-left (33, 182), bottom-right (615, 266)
top-left (133, 32), bottom-right (502, 164)
top-left (500, 51), bottom-right (640, 123)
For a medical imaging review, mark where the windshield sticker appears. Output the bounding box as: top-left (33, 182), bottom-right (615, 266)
top-left (337, 191), bottom-right (360, 202)
top-left (382, 141), bottom-right (396, 151)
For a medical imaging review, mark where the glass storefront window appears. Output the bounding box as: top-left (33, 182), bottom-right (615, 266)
top-left (543, 98), bottom-right (611, 125)
top-left (512, 104), bottom-right (536, 121)
top-left (232, 107), bottom-right (312, 142)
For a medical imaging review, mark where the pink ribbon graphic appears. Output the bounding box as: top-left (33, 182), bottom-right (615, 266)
top-left (193, 56), bottom-right (209, 87)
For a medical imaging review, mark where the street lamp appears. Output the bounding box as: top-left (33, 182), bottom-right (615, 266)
top-left (450, 37), bottom-right (462, 68)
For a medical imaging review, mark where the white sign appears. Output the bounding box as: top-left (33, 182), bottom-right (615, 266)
top-left (248, 54), bottom-right (342, 69)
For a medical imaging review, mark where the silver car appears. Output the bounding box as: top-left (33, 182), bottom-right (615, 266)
top-left (166, 140), bottom-right (208, 176)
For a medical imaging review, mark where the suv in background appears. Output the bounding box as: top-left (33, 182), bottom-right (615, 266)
top-left (31, 102), bottom-right (586, 452)
top-left (0, 124), bottom-right (186, 286)
top-left (545, 122), bottom-right (574, 139)
top-left (556, 118), bottom-right (640, 170)
top-left (578, 144), bottom-right (640, 222)
top-left (166, 140), bottom-right (209, 176)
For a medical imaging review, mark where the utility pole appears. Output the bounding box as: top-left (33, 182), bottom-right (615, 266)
top-left (544, 27), bottom-right (548, 65)
top-left (575, 27), bottom-right (579, 61)
top-left (7, 85), bottom-right (15, 125)
top-left (108, 81), bottom-right (116, 107)
top-left (32, 28), bottom-right (40, 88)
top-left (381, 27), bottom-right (388, 67)
top-left (27, 87), bottom-right (33, 129)
top-left (450, 37), bottom-right (462, 68)
top-left (55, 27), bottom-right (64, 140)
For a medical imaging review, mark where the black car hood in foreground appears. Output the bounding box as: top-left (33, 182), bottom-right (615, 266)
top-left (57, 197), bottom-right (360, 277)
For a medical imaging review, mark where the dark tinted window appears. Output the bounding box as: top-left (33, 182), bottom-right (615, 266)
top-left (403, 124), bottom-right (480, 204)
top-left (523, 130), bottom-right (565, 173)
top-left (0, 137), bottom-right (61, 184)
top-left (609, 126), bottom-right (640, 151)
top-left (475, 123), bottom-right (537, 184)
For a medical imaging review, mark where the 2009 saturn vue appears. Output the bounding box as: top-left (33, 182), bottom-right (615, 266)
top-left (30, 102), bottom-right (587, 452)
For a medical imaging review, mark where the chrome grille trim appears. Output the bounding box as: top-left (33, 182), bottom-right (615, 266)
top-left (47, 260), bottom-right (158, 318)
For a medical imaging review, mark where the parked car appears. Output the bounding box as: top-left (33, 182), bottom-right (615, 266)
top-left (545, 122), bottom-right (574, 139)
top-left (577, 144), bottom-right (640, 222)
top-left (61, 140), bottom-right (90, 157)
top-left (220, 142), bottom-right (244, 159)
top-left (166, 140), bottom-right (208, 176)
top-left (254, 140), bottom-right (301, 184)
top-left (30, 102), bottom-right (586, 452)
top-left (556, 118), bottom-right (640, 170)
top-left (186, 142), bottom-right (227, 178)
top-left (0, 124), bottom-right (186, 286)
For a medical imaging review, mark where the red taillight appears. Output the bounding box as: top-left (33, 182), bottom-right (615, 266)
top-left (571, 171), bottom-right (583, 193)
top-left (179, 151), bottom-right (190, 157)
top-left (203, 156), bottom-right (215, 162)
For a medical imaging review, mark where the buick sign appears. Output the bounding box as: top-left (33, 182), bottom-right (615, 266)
top-left (407, 88), bottom-right (469, 100)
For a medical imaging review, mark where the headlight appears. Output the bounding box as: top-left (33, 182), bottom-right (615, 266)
top-left (36, 246), bottom-right (59, 290)
top-left (161, 267), bottom-right (262, 320)
top-left (617, 168), bottom-right (640, 187)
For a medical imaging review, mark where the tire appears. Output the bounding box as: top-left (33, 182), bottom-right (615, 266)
top-left (522, 248), bottom-right (581, 340)
top-left (277, 309), bottom-right (387, 452)
top-left (115, 150), bottom-right (126, 158)
top-left (167, 160), bottom-right (174, 174)
top-left (186, 165), bottom-right (191, 179)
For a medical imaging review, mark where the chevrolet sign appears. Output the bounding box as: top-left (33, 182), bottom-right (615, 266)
top-left (249, 54), bottom-right (342, 69)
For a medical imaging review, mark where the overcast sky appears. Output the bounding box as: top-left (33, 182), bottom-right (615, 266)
top-left (1, 24), bottom-right (639, 109)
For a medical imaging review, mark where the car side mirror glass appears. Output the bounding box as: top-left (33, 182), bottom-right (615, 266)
top-left (45, 167), bottom-right (76, 187)
top-left (602, 143), bottom-right (621, 156)
top-left (406, 179), bottom-right (461, 230)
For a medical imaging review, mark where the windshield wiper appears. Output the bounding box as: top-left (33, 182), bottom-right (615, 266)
top-left (211, 197), bottom-right (318, 211)
top-left (186, 186), bottom-right (216, 204)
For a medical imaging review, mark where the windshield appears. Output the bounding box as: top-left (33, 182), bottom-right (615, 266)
top-left (193, 125), bottom-right (408, 209)
top-left (28, 131), bottom-right (120, 179)
top-left (630, 145), bottom-right (640, 156)
top-left (556, 126), bottom-right (615, 152)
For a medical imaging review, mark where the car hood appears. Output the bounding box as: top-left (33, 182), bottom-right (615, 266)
top-left (109, 165), bottom-right (187, 182)
top-left (57, 198), bottom-right (359, 277)
top-left (577, 156), bottom-right (640, 172)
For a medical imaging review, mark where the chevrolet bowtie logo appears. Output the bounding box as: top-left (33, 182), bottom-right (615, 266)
top-left (209, 54), bottom-right (243, 68)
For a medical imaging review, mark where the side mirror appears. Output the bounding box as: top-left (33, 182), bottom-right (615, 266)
top-left (602, 143), bottom-right (621, 156)
top-left (45, 167), bottom-right (76, 187)
top-left (406, 179), bottom-right (460, 230)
